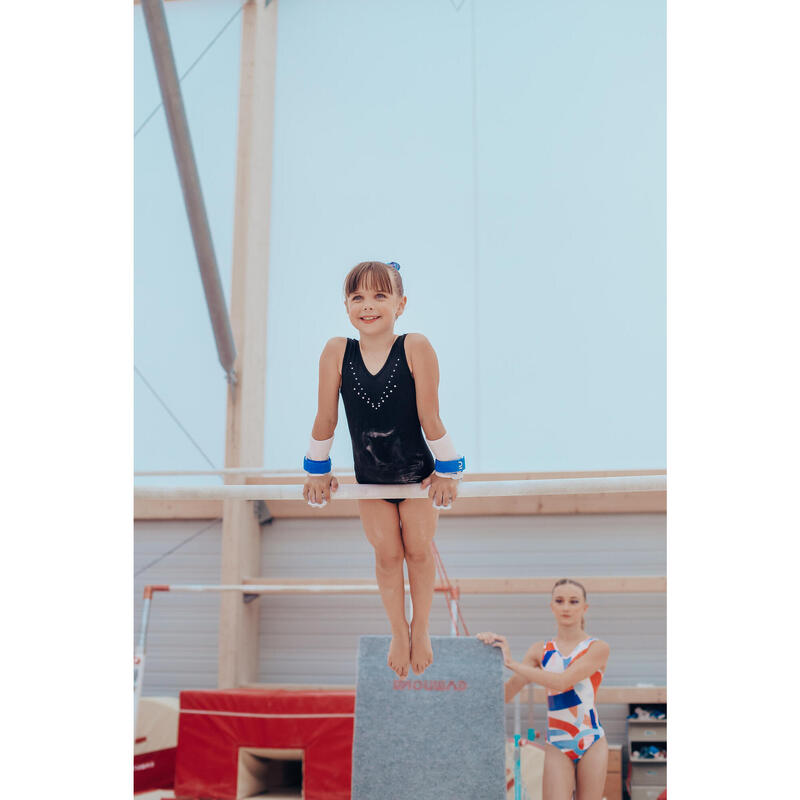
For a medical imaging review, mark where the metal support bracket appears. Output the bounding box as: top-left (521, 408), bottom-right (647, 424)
top-left (253, 499), bottom-right (273, 525)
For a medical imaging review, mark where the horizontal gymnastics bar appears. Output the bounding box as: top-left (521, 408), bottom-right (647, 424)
top-left (143, 583), bottom-right (394, 595)
top-left (142, 576), bottom-right (665, 597)
top-left (241, 576), bottom-right (666, 594)
top-left (134, 474), bottom-right (666, 501)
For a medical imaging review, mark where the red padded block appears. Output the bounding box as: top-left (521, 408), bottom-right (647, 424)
top-left (174, 688), bottom-right (355, 800)
top-left (134, 747), bottom-right (177, 794)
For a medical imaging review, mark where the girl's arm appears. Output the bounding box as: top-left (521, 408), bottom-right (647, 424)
top-left (489, 634), bottom-right (610, 693)
top-left (304, 338), bottom-right (345, 506)
top-left (504, 641), bottom-right (544, 703)
top-left (311, 338), bottom-right (344, 438)
top-left (405, 334), bottom-right (461, 507)
top-left (405, 333), bottom-right (446, 440)
top-left (477, 633), bottom-right (544, 702)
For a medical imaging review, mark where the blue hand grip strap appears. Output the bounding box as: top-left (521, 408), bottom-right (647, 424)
top-left (303, 456), bottom-right (332, 474)
top-left (434, 456), bottom-right (466, 474)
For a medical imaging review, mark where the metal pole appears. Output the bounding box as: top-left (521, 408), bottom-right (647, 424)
top-left (134, 593), bottom-right (154, 731)
top-left (140, 0), bottom-right (238, 383)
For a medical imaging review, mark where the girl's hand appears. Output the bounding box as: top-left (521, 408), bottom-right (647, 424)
top-left (421, 472), bottom-right (459, 509)
top-left (476, 632), bottom-right (513, 668)
top-left (303, 474), bottom-right (339, 508)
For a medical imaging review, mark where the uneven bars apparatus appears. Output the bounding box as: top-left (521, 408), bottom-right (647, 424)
top-left (134, 474), bottom-right (666, 725)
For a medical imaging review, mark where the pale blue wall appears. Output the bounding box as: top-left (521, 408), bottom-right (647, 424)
top-left (134, 0), bottom-right (665, 480)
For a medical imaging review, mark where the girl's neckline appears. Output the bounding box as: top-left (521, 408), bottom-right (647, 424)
top-left (357, 335), bottom-right (402, 377)
top-left (552, 636), bottom-right (593, 659)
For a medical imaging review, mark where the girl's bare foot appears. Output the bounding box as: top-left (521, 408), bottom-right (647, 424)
top-left (387, 628), bottom-right (411, 678)
top-left (410, 621), bottom-right (434, 675)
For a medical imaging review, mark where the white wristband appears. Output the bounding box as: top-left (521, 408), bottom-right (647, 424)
top-left (427, 432), bottom-right (464, 479)
top-left (426, 433), bottom-right (458, 461)
top-left (307, 435), bottom-right (333, 461)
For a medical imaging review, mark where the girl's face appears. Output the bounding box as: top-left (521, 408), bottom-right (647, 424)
top-left (344, 282), bottom-right (406, 336)
top-left (550, 584), bottom-right (588, 626)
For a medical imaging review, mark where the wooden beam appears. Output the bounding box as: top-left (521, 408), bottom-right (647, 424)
top-left (243, 469), bottom-right (666, 484)
top-left (240, 576), bottom-right (666, 594)
top-left (135, 498), bottom-right (223, 520)
top-left (218, 0), bottom-right (278, 690)
top-left (521, 685), bottom-right (666, 704)
top-left (242, 682), bottom-right (666, 704)
top-left (449, 576), bottom-right (666, 594)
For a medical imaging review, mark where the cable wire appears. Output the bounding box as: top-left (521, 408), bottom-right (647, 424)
top-left (135, 1), bottom-right (247, 138)
top-left (135, 517), bottom-right (222, 577)
top-left (134, 365), bottom-right (218, 471)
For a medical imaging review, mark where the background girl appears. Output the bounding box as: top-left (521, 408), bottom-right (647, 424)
top-left (478, 579), bottom-right (610, 800)
top-left (302, 261), bottom-right (465, 679)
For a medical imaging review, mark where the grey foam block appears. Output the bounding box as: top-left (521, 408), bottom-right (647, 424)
top-left (351, 635), bottom-right (506, 800)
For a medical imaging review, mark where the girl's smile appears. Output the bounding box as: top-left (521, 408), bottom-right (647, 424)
top-left (345, 287), bottom-right (406, 334)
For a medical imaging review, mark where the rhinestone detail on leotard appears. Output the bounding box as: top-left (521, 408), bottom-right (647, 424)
top-left (348, 358), bottom-right (399, 410)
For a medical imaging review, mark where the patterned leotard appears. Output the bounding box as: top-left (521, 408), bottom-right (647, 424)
top-left (542, 637), bottom-right (605, 762)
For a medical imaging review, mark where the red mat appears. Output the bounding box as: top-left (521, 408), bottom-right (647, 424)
top-left (174, 688), bottom-right (355, 800)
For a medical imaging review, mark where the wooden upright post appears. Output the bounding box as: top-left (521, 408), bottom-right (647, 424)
top-left (219, 0), bottom-right (279, 688)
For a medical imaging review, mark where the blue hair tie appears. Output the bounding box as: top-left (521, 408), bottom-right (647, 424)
top-left (387, 261), bottom-right (401, 271)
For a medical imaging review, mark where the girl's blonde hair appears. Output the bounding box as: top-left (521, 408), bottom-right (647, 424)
top-left (552, 578), bottom-right (588, 630)
top-left (344, 261), bottom-right (403, 298)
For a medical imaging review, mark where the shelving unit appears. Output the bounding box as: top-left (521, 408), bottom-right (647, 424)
top-left (626, 702), bottom-right (666, 800)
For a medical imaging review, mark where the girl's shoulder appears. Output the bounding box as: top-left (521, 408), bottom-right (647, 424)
top-left (583, 637), bottom-right (610, 656)
top-left (403, 332), bottom-right (435, 360)
top-left (403, 333), bottom-right (436, 376)
top-left (404, 332), bottom-right (432, 349)
top-left (321, 337), bottom-right (348, 357)
top-left (319, 338), bottom-right (348, 373)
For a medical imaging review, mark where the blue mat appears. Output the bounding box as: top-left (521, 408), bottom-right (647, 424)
top-left (351, 635), bottom-right (506, 800)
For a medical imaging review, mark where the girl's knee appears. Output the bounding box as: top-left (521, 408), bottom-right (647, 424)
top-left (404, 546), bottom-right (431, 565)
top-left (375, 549), bottom-right (404, 571)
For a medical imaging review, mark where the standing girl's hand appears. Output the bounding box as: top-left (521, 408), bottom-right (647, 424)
top-left (476, 631), bottom-right (513, 668)
top-left (303, 474), bottom-right (339, 508)
top-left (421, 472), bottom-right (459, 509)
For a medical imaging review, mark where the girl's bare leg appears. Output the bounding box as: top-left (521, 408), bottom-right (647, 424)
top-left (358, 499), bottom-right (409, 678)
top-left (575, 737), bottom-right (608, 800)
top-left (398, 498), bottom-right (439, 675)
top-left (542, 744), bottom-right (576, 800)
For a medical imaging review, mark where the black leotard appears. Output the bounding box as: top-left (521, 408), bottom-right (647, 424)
top-left (340, 334), bottom-right (434, 488)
